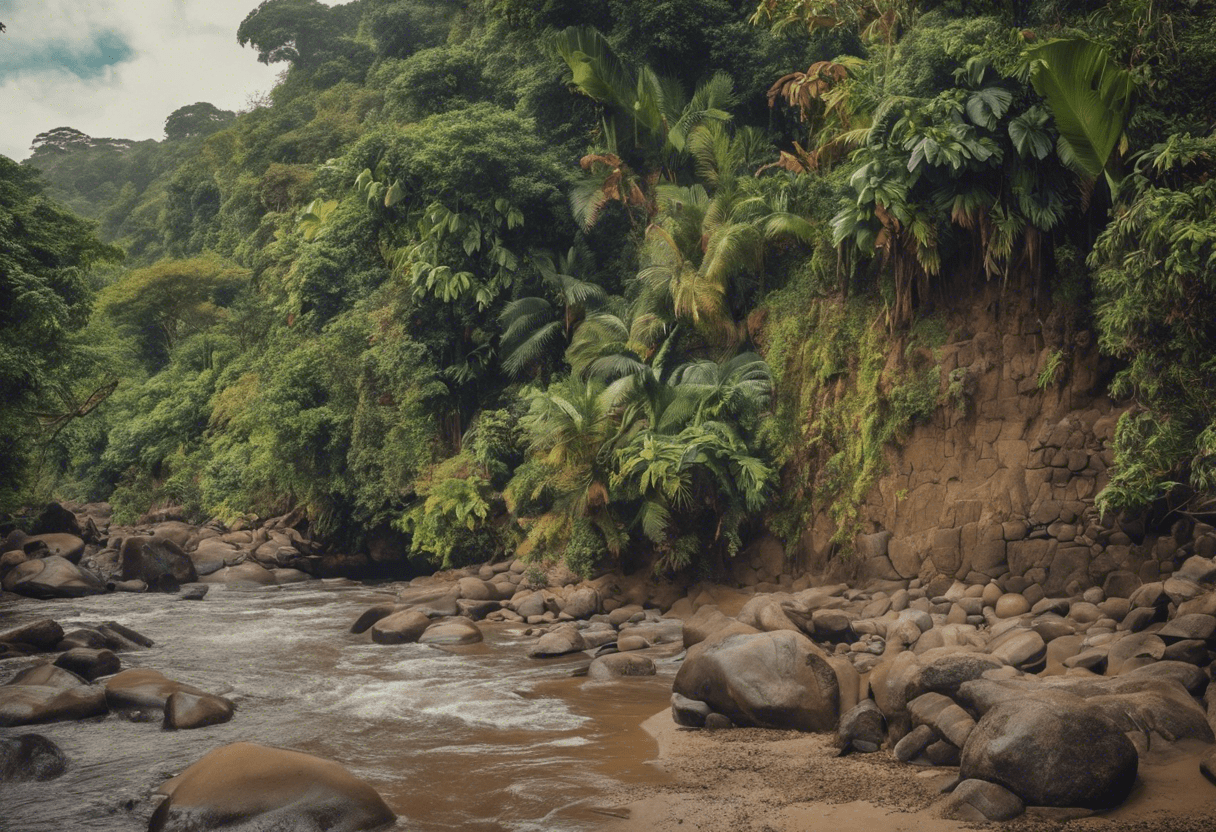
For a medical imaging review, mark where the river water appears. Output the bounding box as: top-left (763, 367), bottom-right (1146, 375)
top-left (0, 580), bottom-right (674, 831)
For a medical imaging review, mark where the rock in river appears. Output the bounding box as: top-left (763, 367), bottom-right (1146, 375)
top-left (2, 556), bottom-right (106, 599)
top-left (149, 742), bottom-right (396, 832)
top-left (119, 536), bottom-right (197, 592)
top-left (0, 734), bottom-right (69, 782)
top-left (0, 664), bottom-right (108, 727)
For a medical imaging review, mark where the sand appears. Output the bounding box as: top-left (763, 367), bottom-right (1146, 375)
top-left (596, 709), bottom-right (1216, 832)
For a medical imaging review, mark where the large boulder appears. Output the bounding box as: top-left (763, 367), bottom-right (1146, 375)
top-left (370, 610), bottom-right (431, 645)
top-left (2, 556), bottom-right (105, 599)
top-left (199, 561), bottom-right (276, 586)
top-left (527, 627), bottom-right (588, 658)
top-left (104, 668), bottom-right (217, 711)
top-left (54, 648), bottom-right (120, 681)
top-left (119, 536), bottom-right (197, 592)
top-left (25, 533), bottom-right (86, 563)
top-left (418, 618), bottom-right (483, 646)
top-left (0, 665), bottom-right (108, 727)
top-left (0, 619), bottom-right (65, 652)
top-left (29, 502), bottom-right (82, 537)
top-left (0, 734), bottom-right (68, 782)
top-left (149, 742), bottom-right (396, 832)
top-left (588, 653), bottom-right (656, 680)
top-left (164, 691), bottom-right (236, 730)
top-left (673, 630), bottom-right (840, 732)
top-left (960, 691), bottom-right (1138, 810)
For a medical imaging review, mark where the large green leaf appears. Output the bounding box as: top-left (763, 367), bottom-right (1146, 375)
top-left (1027, 38), bottom-right (1136, 188)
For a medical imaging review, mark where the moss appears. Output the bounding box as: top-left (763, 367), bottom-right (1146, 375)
top-left (760, 286), bottom-right (941, 557)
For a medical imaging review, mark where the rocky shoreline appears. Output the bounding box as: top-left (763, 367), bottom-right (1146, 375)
top-left (6, 503), bottom-right (1216, 829)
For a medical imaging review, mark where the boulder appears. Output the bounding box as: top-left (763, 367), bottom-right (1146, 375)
top-left (350, 604), bottom-right (397, 634)
top-left (671, 693), bottom-right (712, 728)
top-left (369, 610), bottom-right (430, 645)
top-left (0, 665), bottom-right (108, 726)
top-left (908, 691), bottom-right (976, 748)
top-left (179, 584), bottom-right (209, 601)
top-left (682, 605), bottom-right (756, 648)
top-left (672, 630), bottom-right (840, 732)
top-left (200, 561), bottom-right (277, 586)
top-left (25, 533), bottom-right (86, 563)
top-left (53, 648), bottom-right (120, 681)
top-left (3, 556), bottom-right (106, 599)
top-left (164, 691), bottom-right (236, 730)
top-left (527, 627), bottom-right (588, 658)
top-left (30, 503), bottom-right (82, 537)
top-left (588, 653), bottom-right (656, 680)
top-left (104, 669), bottom-right (214, 711)
top-left (148, 742), bottom-right (396, 832)
top-left (0, 619), bottom-right (65, 652)
top-left (0, 734), bottom-right (68, 782)
top-left (737, 596), bottom-right (800, 633)
top-left (562, 587), bottom-right (600, 620)
top-left (942, 779), bottom-right (1025, 822)
top-left (419, 618), bottom-right (483, 646)
top-left (893, 724), bottom-right (935, 763)
top-left (838, 699), bottom-right (885, 753)
top-left (960, 691), bottom-right (1138, 810)
top-left (119, 536), bottom-right (197, 592)
top-left (909, 653), bottom-right (1003, 701)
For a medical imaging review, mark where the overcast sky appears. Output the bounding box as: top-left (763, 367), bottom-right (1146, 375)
top-left (0, 0), bottom-right (314, 161)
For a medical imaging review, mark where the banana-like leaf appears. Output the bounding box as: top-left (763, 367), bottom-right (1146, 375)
top-left (1027, 38), bottom-right (1135, 188)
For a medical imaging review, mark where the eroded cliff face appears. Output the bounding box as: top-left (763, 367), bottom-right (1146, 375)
top-left (765, 286), bottom-right (1185, 596)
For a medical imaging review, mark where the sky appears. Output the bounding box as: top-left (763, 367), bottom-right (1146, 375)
top-left (0, 0), bottom-right (307, 161)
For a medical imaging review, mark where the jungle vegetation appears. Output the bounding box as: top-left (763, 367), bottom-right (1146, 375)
top-left (5, 0), bottom-right (1215, 574)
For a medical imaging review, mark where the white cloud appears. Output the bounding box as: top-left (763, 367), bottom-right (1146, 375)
top-left (0, 0), bottom-right (312, 160)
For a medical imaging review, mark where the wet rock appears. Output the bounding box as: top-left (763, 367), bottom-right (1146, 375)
top-left (673, 630), bottom-right (840, 732)
top-left (419, 618), bottom-right (483, 646)
top-left (119, 537), bottom-right (197, 592)
top-left (943, 779), bottom-right (1025, 822)
top-left (3, 556), bottom-right (106, 599)
top-left (0, 619), bottom-right (65, 652)
top-left (148, 742), bottom-right (395, 832)
top-left (588, 653), bottom-right (656, 680)
top-left (456, 599), bottom-right (500, 620)
top-left (100, 620), bottom-right (154, 648)
top-left (616, 635), bottom-right (650, 651)
top-left (163, 690), bottom-right (235, 730)
top-left (838, 699), bottom-right (885, 753)
top-left (671, 693), bottom-right (711, 727)
top-left (0, 734), bottom-right (68, 782)
top-left (0, 665), bottom-right (108, 726)
top-left (960, 692), bottom-right (1138, 810)
top-left (350, 604), bottom-right (396, 634)
top-left (527, 627), bottom-right (588, 658)
top-left (104, 669), bottom-right (213, 711)
top-left (57, 628), bottom-right (110, 651)
top-left (369, 610), bottom-right (430, 644)
top-left (179, 584), bottom-right (208, 601)
top-left (54, 648), bottom-right (120, 681)
top-left (199, 561), bottom-right (276, 586)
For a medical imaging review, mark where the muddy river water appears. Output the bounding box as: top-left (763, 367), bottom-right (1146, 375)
top-left (0, 580), bottom-right (674, 831)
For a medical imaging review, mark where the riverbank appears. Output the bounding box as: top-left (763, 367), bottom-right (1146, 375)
top-left (601, 710), bottom-right (1216, 832)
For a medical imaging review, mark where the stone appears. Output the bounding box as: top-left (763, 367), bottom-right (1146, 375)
top-left (995, 593), bottom-right (1030, 618)
top-left (1105, 633), bottom-right (1166, 675)
top-left (0, 619), bottom-right (65, 652)
top-left (737, 596), bottom-right (801, 633)
top-left (1201, 749), bottom-right (1216, 786)
top-left (673, 630), bottom-right (840, 732)
top-left (943, 779), bottom-right (1025, 822)
top-left (837, 699), bottom-right (885, 752)
top-left (3, 556), bottom-right (106, 599)
top-left (562, 587), bottom-right (600, 619)
top-left (527, 627), bottom-right (588, 658)
top-left (811, 608), bottom-right (856, 642)
top-left (53, 648), bottom-right (120, 681)
top-left (419, 618), bottom-right (483, 646)
top-left (369, 610), bottom-right (431, 644)
top-left (1104, 571), bottom-right (1141, 599)
top-left (908, 692), bottom-right (976, 748)
top-left (989, 630), bottom-right (1047, 670)
top-left (588, 653), bottom-right (656, 680)
top-left (1162, 639), bottom-right (1209, 666)
top-left (616, 635), bottom-right (650, 652)
top-left (0, 665), bottom-right (108, 727)
top-left (179, 584), bottom-right (208, 601)
top-left (163, 691), bottom-right (235, 730)
top-left (1158, 614), bottom-right (1216, 644)
top-left (456, 577), bottom-right (493, 601)
top-left (671, 693), bottom-right (711, 728)
top-left (960, 692), bottom-right (1138, 810)
top-left (119, 536), bottom-right (197, 592)
top-left (148, 742), bottom-right (395, 832)
top-left (0, 734), bottom-right (68, 782)
top-left (911, 653), bottom-right (1003, 701)
top-left (894, 724), bottom-right (935, 762)
top-left (704, 712), bottom-right (734, 730)
top-left (350, 604), bottom-right (397, 635)
top-left (25, 533), bottom-right (86, 562)
top-left (200, 562), bottom-right (277, 586)
top-left (104, 669), bottom-right (212, 711)
top-left (924, 739), bottom-right (961, 766)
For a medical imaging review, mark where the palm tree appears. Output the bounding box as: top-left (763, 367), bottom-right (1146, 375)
top-left (498, 248), bottom-right (607, 379)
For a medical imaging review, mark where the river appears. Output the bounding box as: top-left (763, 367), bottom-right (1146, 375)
top-left (0, 580), bottom-right (674, 831)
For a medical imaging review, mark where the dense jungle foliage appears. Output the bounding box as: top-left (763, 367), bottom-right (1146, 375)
top-left (5, 0), bottom-right (1216, 575)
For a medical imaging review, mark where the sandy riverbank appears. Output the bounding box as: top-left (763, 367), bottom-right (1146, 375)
top-left (595, 709), bottom-right (1216, 832)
